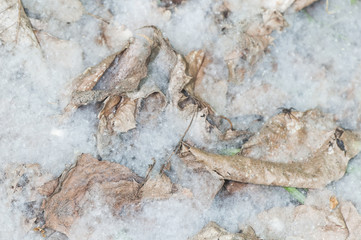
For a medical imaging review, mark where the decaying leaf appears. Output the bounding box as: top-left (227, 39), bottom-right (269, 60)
top-left (63, 27), bottom-right (164, 117)
top-left (41, 154), bottom-right (191, 236)
top-left (96, 85), bottom-right (167, 156)
top-left (292, 0), bottom-right (319, 11)
top-left (181, 109), bottom-right (361, 188)
top-left (184, 50), bottom-right (206, 94)
top-left (63, 51), bottom-right (123, 116)
top-left (171, 50), bottom-right (246, 143)
top-left (247, 189), bottom-right (361, 239)
top-left (168, 54), bottom-right (193, 108)
top-left (0, 0), bottom-right (39, 47)
top-left (138, 92), bottom-right (166, 122)
top-left (3, 163), bottom-right (53, 232)
top-left (246, 10), bottom-right (288, 37)
top-left (41, 154), bottom-right (142, 235)
top-left (190, 221), bottom-right (259, 240)
top-left (140, 173), bottom-right (192, 200)
top-left (225, 9), bottom-right (288, 82)
top-left (110, 97), bottom-right (137, 133)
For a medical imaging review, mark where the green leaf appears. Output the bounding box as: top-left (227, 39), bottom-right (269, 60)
top-left (219, 148), bottom-right (241, 156)
top-left (351, 0), bottom-right (357, 5)
top-left (284, 187), bottom-right (306, 204)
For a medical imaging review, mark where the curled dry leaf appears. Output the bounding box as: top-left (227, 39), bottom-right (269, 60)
top-left (292, 0), bottom-right (319, 11)
top-left (96, 85), bottom-right (167, 156)
top-left (190, 221), bottom-right (259, 240)
top-left (181, 109), bottom-right (361, 188)
top-left (63, 51), bottom-right (122, 115)
top-left (110, 97), bottom-right (137, 133)
top-left (0, 0), bottom-right (39, 47)
top-left (64, 27), bottom-right (160, 116)
top-left (40, 154), bottom-right (191, 236)
top-left (168, 54), bottom-right (193, 108)
top-left (247, 189), bottom-right (361, 239)
top-left (136, 90), bottom-right (167, 125)
top-left (184, 50), bottom-right (206, 95)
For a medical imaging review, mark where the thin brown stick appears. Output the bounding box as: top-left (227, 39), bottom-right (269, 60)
top-left (219, 115), bottom-right (233, 130)
top-left (160, 108), bottom-right (197, 173)
top-left (137, 158), bottom-right (156, 195)
top-left (84, 11), bottom-right (110, 24)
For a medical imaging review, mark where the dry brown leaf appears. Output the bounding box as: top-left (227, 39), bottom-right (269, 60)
top-left (96, 96), bottom-right (123, 155)
top-left (225, 9), bottom-right (288, 82)
top-left (140, 174), bottom-right (192, 200)
top-left (63, 28), bottom-right (158, 116)
top-left (96, 85), bottom-right (167, 157)
top-left (63, 51), bottom-right (123, 116)
top-left (0, 0), bottom-right (39, 47)
top-left (292, 0), bottom-right (319, 11)
top-left (340, 201), bottom-right (361, 239)
top-left (182, 109), bottom-right (361, 188)
top-left (41, 154), bottom-right (192, 236)
top-left (98, 95), bottom-right (122, 118)
top-left (110, 97), bottom-right (137, 133)
top-left (190, 221), bottom-right (259, 240)
top-left (170, 52), bottom-right (247, 143)
top-left (246, 10), bottom-right (288, 36)
top-left (184, 50), bottom-right (205, 95)
top-left (168, 54), bottom-right (193, 108)
top-left (247, 189), bottom-right (361, 239)
top-left (42, 154), bottom-right (143, 235)
top-left (137, 91), bottom-right (167, 124)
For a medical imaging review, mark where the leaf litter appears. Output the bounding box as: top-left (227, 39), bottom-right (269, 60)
top-left (2, 0), bottom-right (361, 239)
top-left (181, 109), bottom-right (361, 188)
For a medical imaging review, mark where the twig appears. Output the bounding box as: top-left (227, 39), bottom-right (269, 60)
top-left (137, 158), bottom-right (156, 195)
top-left (160, 108), bottom-right (197, 173)
top-left (219, 115), bottom-right (233, 130)
top-left (84, 11), bottom-right (110, 24)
